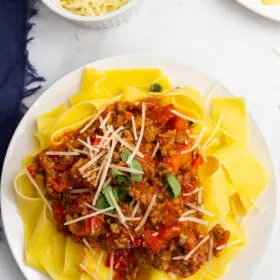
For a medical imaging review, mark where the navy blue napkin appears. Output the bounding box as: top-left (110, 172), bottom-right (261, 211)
top-left (0, 0), bottom-right (44, 173)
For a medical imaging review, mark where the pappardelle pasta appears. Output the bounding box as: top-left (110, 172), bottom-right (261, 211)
top-left (15, 68), bottom-right (269, 280)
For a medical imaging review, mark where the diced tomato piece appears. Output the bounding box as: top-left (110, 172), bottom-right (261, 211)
top-left (167, 116), bottom-right (188, 132)
top-left (48, 174), bottom-right (69, 192)
top-left (105, 249), bottom-right (134, 272)
top-left (53, 202), bottom-right (65, 224)
top-left (191, 154), bottom-right (204, 168)
top-left (151, 104), bottom-right (175, 124)
top-left (163, 227), bottom-right (180, 241)
top-left (54, 164), bottom-right (68, 172)
top-left (92, 138), bottom-right (101, 146)
top-left (144, 229), bottom-right (165, 251)
top-left (131, 237), bottom-right (143, 248)
top-left (27, 164), bottom-right (38, 178)
top-left (164, 214), bottom-right (179, 227)
top-left (124, 111), bottom-right (132, 121)
top-left (163, 145), bottom-right (192, 173)
top-left (82, 216), bottom-right (104, 235)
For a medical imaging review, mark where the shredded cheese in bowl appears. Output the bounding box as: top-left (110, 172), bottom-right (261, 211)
top-left (57, 0), bottom-right (129, 16)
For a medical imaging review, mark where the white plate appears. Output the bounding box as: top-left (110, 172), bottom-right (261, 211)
top-left (235, 0), bottom-right (280, 22)
top-left (1, 54), bottom-right (277, 280)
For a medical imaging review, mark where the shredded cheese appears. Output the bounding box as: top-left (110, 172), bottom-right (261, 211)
top-left (131, 202), bottom-right (140, 217)
top-left (96, 251), bottom-right (104, 274)
top-left (198, 190), bottom-right (203, 204)
top-left (46, 151), bottom-right (79, 156)
top-left (185, 202), bottom-right (215, 217)
top-left (216, 238), bottom-right (243, 251)
top-left (82, 167), bottom-right (100, 178)
top-left (178, 216), bottom-right (208, 225)
top-left (135, 194), bottom-right (156, 232)
top-left (83, 238), bottom-right (98, 256)
top-left (219, 127), bottom-right (239, 141)
top-left (173, 235), bottom-right (210, 261)
top-left (80, 264), bottom-right (100, 280)
top-left (112, 131), bottom-right (144, 158)
top-left (69, 188), bottom-right (92, 194)
top-left (181, 126), bottom-right (206, 154)
top-left (199, 238), bottom-right (214, 280)
top-left (73, 149), bottom-right (90, 157)
top-left (171, 109), bottom-right (203, 125)
top-left (151, 142), bottom-right (160, 158)
top-left (109, 164), bottom-right (144, 174)
top-left (202, 114), bottom-right (224, 150)
top-left (127, 103), bottom-right (146, 164)
top-left (87, 137), bottom-right (94, 158)
top-left (80, 94), bottom-right (122, 134)
top-left (94, 156), bottom-right (107, 186)
top-left (78, 138), bottom-right (99, 153)
top-left (183, 187), bottom-right (204, 196)
top-left (181, 209), bottom-right (197, 217)
top-left (131, 115), bottom-right (138, 140)
top-left (204, 82), bottom-right (219, 109)
top-left (25, 168), bottom-right (52, 213)
top-left (92, 138), bottom-right (117, 205)
top-left (109, 251), bottom-right (114, 280)
top-left (79, 150), bottom-right (106, 173)
top-left (109, 190), bottom-right (127, 227)
top-left (64, 206), bottom-right (114, 226)
top-left (100, 112), bottom-right (111, 129)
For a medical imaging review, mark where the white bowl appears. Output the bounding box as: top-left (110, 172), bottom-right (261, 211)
top-left (1, 54), bottom-right (277, 280)
top-left (41, 0), bottom-right (143, 28)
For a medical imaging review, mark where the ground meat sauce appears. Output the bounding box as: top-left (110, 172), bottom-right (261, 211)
top-left (28, 98), bottom-right (230, 280)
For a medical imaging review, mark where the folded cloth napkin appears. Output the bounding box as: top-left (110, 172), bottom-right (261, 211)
top-left (0, 0), bottom-right (44, 173)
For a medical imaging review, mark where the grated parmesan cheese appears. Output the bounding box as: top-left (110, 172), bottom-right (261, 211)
top-left (109, 190), bottom-right (127, 227)
top-left (109, 251), bottom-right (114, 280)
top-left (185, 202), bottom-right (215, 217)
top-left (46, 151), bottom-right (79, 156)
top-left (69, 188), bottom-right (92, 194)
top-left (171, 109), bottom-right (203, 125)
top-left (151, 142), bottom-right (160, 158)
top-left (80, 264), bottom-right (100, 280)
top-left (127, 103), bottom-right (145, 164)
top-left (83, 238), bottom-right (98, 256)
top-left (173, 235), bottom-right (210, 261)
top-left (131, 202), bottom-right (140, 218)
top-left (178, 216), bottom-right (208, 225)
top-left (181, 126), bottom-right (206, 154)
top-left (96, 251), bottom-right (104, 274)
top-left (64, 206), bottom-right (114, 226)
top-left (216, 238), bottom-right (242, 251)
top-left (80, 94), bottom-right (122, 134)
top-left (92, 138), bottom-right (117, 205)
top-left (135, 194), bottom-right (156, 232)
top-left (25, 168), bottom-right (52, 213)
top-left (131, 115), bottom-right (138, 140)
top-left (201, 114), bottom-right (224, 150)
top-left (79, 150), bottom-right (106, 173)
top-left (109, 164), bottom-right (144, 174)
top-left (183, 187), bottom-right (204, 197)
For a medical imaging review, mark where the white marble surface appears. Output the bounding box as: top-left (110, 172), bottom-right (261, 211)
top-left (1, 0), bottom-right (280, 279)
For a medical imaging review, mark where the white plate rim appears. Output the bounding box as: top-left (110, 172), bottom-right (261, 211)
top-left (235, 0), bottom-right (280, 22)
top-left (1, 54), bottom-right (278, 280)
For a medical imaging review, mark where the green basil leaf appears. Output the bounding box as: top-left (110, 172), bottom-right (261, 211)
top-left (102, 186), bottom-right (114, 208)
top-left (164, 173), bottom-right (181, 199)
top-left (120, 149), bottom-right (143, 182)
top-left (111, 168), bottom-right (133, 186)
top-left (113, 186), bottom-right (130, 202)
top-left (95, 195), bottom-right (110, 209)
top-left (150, 82), bottom-right (163, 92)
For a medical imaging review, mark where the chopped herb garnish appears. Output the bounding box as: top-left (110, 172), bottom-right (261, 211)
top-left (113, 186), bottom-right (130, 202)
top-left (111, 168), bottom-right (133, 186)
top-left (164, 173), bottom-right (181, 199)
top-left (95, 195), bottom-right (109, 209)
top-left (102, 186), bottom-right (115, 208)
top-left (150, 82), bottom-right (163, 92)
top-left (120, 149), bottom-right (143, 182)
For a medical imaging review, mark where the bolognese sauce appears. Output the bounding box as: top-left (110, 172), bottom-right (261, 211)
top-left (27, 98), bottom-right (230, 280)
